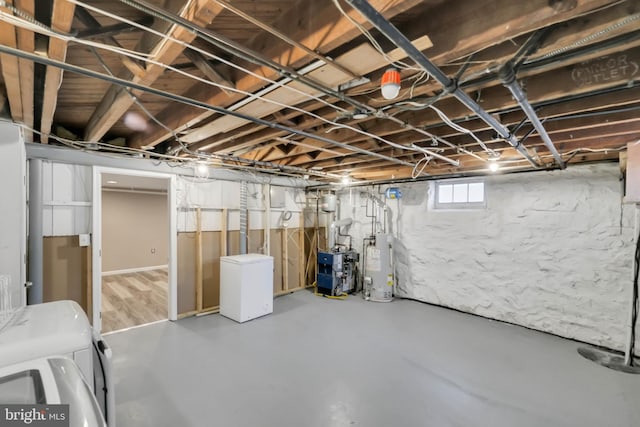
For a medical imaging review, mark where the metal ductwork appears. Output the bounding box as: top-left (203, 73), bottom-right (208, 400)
top-left (499, 63), bottom-right (566, 168)
top-left (329, 218), bottom-right (353, 250)
top-left (345, 0), bottom-right (541, 168)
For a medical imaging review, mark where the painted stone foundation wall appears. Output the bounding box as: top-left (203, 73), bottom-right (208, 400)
top-left (339, 164), bottom-right (639, 354)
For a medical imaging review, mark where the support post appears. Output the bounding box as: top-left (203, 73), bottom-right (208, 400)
top-left (299, 212), bottom-right (305, 288)
top-left (196, 207), bottom-right (203, 312)
top-left (282, 227), bottom-right (288, 291)
top-left (625, 205), bottom-right (640, 365)
top-left (27, 158), bottom-right (43, 304)
top-left (220, 208), bottom-right (227, 257)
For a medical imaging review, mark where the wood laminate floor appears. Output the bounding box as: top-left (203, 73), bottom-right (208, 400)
top-left (101, 268), bottom-right (168, 333)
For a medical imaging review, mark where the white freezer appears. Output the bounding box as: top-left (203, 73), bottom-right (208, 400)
top-left (220, 254), bottom-right (274, 323)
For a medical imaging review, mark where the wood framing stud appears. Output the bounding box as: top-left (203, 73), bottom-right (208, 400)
top-left (41, 0), bottom-right (76, 143)
top-left (196, 207), bottom-right (203, 312)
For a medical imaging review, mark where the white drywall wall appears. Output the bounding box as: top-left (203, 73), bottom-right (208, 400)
top-left (176, 176), bottom-right (305, 232)
top-left (42, 161), bottom-right (92, 236)
top-left (0, 122), bottom-right (26, 314)
top-left (339, 163), bottom-right (639, 353)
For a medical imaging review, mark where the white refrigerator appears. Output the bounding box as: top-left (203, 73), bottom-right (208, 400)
top-left (219, 254), bottom-right (274, 323)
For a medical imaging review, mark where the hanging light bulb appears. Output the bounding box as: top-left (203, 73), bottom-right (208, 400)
top-left (341, 175), bottom-right (351, 186)
top-left (195, 161), bottom-right (209, 177)
top-left (380, 67), bottom-right (401, 100)
top-left (487, 152), bottom-right (501, 172)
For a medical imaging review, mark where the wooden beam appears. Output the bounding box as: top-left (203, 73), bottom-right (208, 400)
top-left (282, 227), bottom-right (288, 291)
top-left (178, 36), bottom-right (432, 145)
top-left (183, 49), bottom-right (234, 96)
top-left (220, 208), bottom-right (227, 257)
top-left (15, 0), bottom-right (34, 141)
top-left (77, 16), bottom-right (153, 40)
top-left (196, 207), bottom-right (203, 312)
top-left (84, 0), bottom-right (224, 142)
top-left (201, 0), bottom-right (627, 161)
top-left (256, 46), bottom-right (640, 167)
top-left (298, 213), bottom-right (305, 288)
top-left (130, 0), bottom-right (425, 148)
top-left (0, 0), bottom-right (23, 123)
top-left (40, 0), bottom-right (76, 144)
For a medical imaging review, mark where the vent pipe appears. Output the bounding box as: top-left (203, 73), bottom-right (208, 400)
top-left (499, 63), bottom-right (565, 168)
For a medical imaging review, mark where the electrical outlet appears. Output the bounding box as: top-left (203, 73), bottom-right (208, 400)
top-left (78, 234), bottom-right (90, 247)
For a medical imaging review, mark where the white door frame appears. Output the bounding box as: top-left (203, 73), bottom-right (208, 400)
top-left (92, 166), bottom-right (177, 332)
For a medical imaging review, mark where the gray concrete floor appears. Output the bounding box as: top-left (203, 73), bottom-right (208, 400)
top-left (106, 291), bottom-right (640, 427)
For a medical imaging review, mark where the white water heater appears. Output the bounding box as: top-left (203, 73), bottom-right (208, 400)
top-left (363, 233), bottom-right (394, 302)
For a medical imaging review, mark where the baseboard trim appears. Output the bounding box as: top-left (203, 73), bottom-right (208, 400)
top-left (102, 265), bottom-right (168, 276)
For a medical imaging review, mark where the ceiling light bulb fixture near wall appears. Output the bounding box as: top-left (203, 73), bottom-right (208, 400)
top-left (341, 175), bottom-right (351, 186)
top-left (488, 152), bottom-right (501, 172)
top-left (196, 162), bottom-right (208, 175)
top-left (106, 180), bottom-right (117, 184)
top-left (381, 67), bottom-right (401, 100)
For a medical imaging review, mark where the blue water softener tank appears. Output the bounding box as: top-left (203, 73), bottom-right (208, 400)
top-left (384, 187), bottom-right (402, 199)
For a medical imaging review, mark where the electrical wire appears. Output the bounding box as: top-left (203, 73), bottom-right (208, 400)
top-left (411, 153), bottom-right (431, 179)
top-left (61, 2), bottom-right (464, 164)
top-left (6, 0), bottom-right (481, 171)
top-left (88, 0), bottom-right (477, 166)
top-left (69, 0), bottom-right (349, 114)
top-left (536, 12), bottom-right (640, 60)
top-left (428, 105), bottom-right (498, 157)
top-left (0, 5), bottom-right (425, 165)
top-left (332, 0), bottom-right (422, 71)
top-left (16, 121), bottom-right (345, 181)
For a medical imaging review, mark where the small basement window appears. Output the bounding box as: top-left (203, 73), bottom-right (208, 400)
top-left (435, 180), bottom-right (485, 209)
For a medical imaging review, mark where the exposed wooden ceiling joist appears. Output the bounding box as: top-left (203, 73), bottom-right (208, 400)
top-left (1, 0), bottom-right (638, 182)
top-left (130, 0), bottom-right (425, 149)
top-left (40, 0), bottom-right (76, 144)
top-left (83, 0), bottom-right (225, 142)
top-left (0, 0), bottom-right (24, 124)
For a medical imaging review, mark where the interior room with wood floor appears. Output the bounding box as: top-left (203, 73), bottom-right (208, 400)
top-left (100, 173), bottom-right (170, 333)
top-left (0, 0), bottom-right (639, 426)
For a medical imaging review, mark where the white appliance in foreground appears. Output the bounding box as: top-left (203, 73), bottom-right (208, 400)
top-left (220, 254), bottom-right (274, 323)
top-left (0, 301), bottom-right (115, 426)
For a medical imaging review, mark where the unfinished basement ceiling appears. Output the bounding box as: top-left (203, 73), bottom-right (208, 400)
top-left (0, 0), bottom-right (639, 183)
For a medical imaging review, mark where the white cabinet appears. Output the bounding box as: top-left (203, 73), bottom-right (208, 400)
top-left (220, 254), bottom-right (274, 323)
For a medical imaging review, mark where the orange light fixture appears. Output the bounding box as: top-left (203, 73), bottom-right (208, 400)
top-left (381, 67), bottom-right (401, 100)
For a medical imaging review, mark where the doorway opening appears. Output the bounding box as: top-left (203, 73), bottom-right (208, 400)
top-left (92, 167), bottom-right (177, 333)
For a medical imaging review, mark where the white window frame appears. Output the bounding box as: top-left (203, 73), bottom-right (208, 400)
top-left (434, 179), bottom-right (486, 210)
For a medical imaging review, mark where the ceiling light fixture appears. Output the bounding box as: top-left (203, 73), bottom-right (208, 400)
top-left (196, 162), bottom-right (208, 175)
top-left (488, 152), bottom-right (501, 172)
top-left (106, 180), bottom-right (117, 184)
top-left (352, 109), bottom-right (369, 120)
top-left (381, 67), bottom-right (401, 100)
top-left (341, 175), bottom-right (351, 186)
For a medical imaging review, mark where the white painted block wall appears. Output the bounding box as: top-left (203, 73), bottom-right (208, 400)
top-left (340, 164), bottom-right (639, 354)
